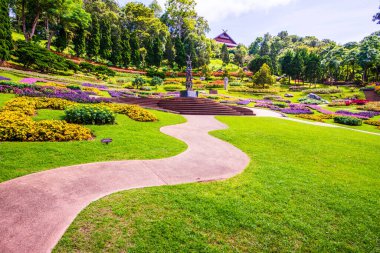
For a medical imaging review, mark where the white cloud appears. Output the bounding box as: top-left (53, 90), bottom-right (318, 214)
top-left (197, 0), bottom-right (295, 22)
top-left (152, 0), bottom-right (295, 22)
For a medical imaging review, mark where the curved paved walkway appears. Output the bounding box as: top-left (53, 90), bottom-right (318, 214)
top-left (250, 108), bottom-right (380, 136)
top-left (0, 115), bottom-right (250, 253)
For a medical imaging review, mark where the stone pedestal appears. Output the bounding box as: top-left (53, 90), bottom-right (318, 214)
top-left (180, 90), bottom-right (198, 98)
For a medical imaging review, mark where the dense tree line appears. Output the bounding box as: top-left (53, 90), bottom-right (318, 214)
top-left (5, 0), bottom-right (211, 70)
top-left (245, 31), bottom-right (380, 83)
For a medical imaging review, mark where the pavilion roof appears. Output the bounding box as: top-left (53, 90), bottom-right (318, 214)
top-left (214, 31), bottom-right (238, 47)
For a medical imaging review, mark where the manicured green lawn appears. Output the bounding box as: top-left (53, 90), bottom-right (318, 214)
top-left (0, 94), bottom-right (15, 107)
top-left (54, 117), bottom-right (380, 252)
top-left (0, 107), bottom-right (187, 183)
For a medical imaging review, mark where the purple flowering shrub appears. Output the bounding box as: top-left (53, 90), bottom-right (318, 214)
top-left (0, 83), bottom-right (110, 103)
top-left (0, 76), bottom-right (11, 81)
top-left (335, 110), bottom-right (380, 119)
top-left (82, 83), bottom-right (109, 90)
top-left (281, 108), bottom-right (314, 114)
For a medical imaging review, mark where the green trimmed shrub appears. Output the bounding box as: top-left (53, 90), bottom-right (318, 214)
top-left (133, 76), bottom-right (146, 89)
top-left (79, 62), bottom-right (95, 73)
top-left (65, 105), bottom-right (115, 125)
top-left (273, 102), bottom-right (288, 108)
top-left (12, 41), bottom-right (77, 73)
top-left (150, 76), bottom-right (164, 86)
top-left (95, 65), bottom-right (115, 77)
top-left (67, 85), bottom-right (81, 90)
top-left (334, 116), bottom-right (362, 126)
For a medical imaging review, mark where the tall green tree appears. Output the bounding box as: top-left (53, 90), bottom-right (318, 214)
top-left (221, 44), bottom-right (229, 64)
top-left (121, 32), bottom-right (131, 67)
top-left (234, 44), bottom-right (247, 67)
top-left (130, 32), bottom-right (141, 67)
top-left (248, 55), bottom-right (271, 73)
top-left (0, 0), bottom-right (12, 64)
top-left (163, 0), bottom-right (210, 67)
top-left (252, 63), bottom-right (273, 87)
top-left (122, 2), bottom-right (168, 43)
top-left (358, 35), bottom-right (380, 81)
top-left (259, 33), bottom-right (271, 56)
top-left (164, 36), bottom-right (176, 67)
top-left (152, 37), bottom-right (163, 67)
top-left (52, 26), bottom-right (69, 52)
top-left (87, 16), bottom-right (100, 58)
top-left (44, 0), bottom-right (90, 50)
top-left (248, 37), bottom-right (263, 55)
top-left (291, 51), bottom-right (305, 83)
top-left (269, 37), bottom-right (283, 75)
top-left (174, 37), bottom-right (186, 68)
top-left (280, 50), bottom-right (295, 83)
top-left (110, 26), bottom-right (122, 65)
top-left (73, 26), bottom-right (86, 57)
top-left (99, 19), bottom-right (112, 60)
top-left (305, 52), bottom-right (321, 85)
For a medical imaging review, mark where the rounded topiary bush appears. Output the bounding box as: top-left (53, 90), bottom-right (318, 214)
top-left (65, 105), bottom-right (116, 125)
top-left (334, 116), bottom-right (362, 126)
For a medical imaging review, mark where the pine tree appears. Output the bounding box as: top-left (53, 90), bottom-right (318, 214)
top-left (280, 50), bottom-right (294, 83)
top-left (164, 37), bottom-right (175, 67)
top-left (99, 19), bottom-right (112, 60)
top-left (130, 33), bottom-right (141, 67)
top-left (221, 44), bottom-right (229, 64)
top-left (152, 37), bottom-right (163, 67)
top-left (87, 16), bottom-right (100, 58)
top-left (305, 52), bottom-right (321, 85)
top-left (0, 0), bottom-right (12, 63)
top-left (291, 51), bottom-right (305, 83)
top-left (73, 27), bottom-right (86, 57)
top-left (175, 37), bottom-right (186, 68)
top-left (110, 26), bottom-right (122, 65)
top-left (121, 32), bottom-right (131, 67)
top-left (146, 38), bottom-right (155, 66)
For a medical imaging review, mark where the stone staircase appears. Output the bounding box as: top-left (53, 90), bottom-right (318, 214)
top-left (113, 97), bottom-right (161, 108)
top-left (113, 97), bottom-right (254, 116)
top-left (158, 98), bottom-right (254, 116)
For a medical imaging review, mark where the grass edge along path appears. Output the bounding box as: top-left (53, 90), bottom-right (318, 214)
top-left (0, 115), bottom-right (249, 252)
top-left (0, 102), bottom-right (187, 183)
top-left (55, 117), bottom-right (380, 252)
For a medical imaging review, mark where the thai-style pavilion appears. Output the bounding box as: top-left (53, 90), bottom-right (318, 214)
top-left (214, 30), bottom-right (238, 48)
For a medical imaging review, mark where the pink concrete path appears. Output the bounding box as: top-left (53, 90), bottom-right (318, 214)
top-left (0, 115), bottom-right (250, 253)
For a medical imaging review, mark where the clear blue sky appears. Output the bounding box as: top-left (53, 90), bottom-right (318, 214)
top-left (119, 0), bottom-right (379, 46)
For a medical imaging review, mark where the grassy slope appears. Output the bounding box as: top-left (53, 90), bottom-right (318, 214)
top-left (0, 102), bottom-right (187, 183)
top-left (54, 117), bottom-right (380, 252)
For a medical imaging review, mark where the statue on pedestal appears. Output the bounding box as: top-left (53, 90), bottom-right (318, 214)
top-left (180, 55), bottom-right (198, 98)
top-left (185, 55), bottom-right (193, 91)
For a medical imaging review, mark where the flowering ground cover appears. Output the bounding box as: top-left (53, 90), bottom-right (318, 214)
top-left (0, 82), bottom-right (110, 103)
top-left (55, 117), bottom-right (380, 252)
top-left (335, 110), bottom-right (380, 119)
top-left (82, 83), bottom-right (109, 90)
top-left (19, 78), bottom-right (46, 84)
